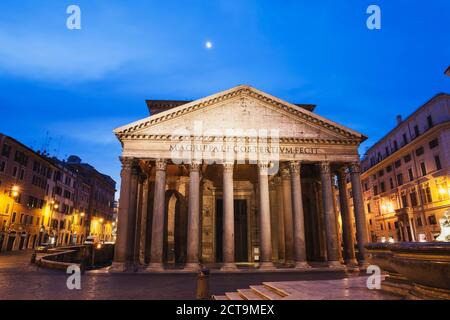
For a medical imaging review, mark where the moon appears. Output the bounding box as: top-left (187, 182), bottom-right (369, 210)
top-left (205, 41), bottom-right (213, 49)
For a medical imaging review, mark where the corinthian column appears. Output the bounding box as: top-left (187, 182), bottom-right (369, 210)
top-left (147, 159), bottom-right (167, 271)
top-left (319, 162), bottom-right (341, 267)
top-left (281, 166), bottom-right (294, 266)
top-left (185, 161), bottom-right (201, 270)
top-left (337, 167), bottom-right (358, 267)
top-left (221, 162), bottom-right (237, 271)
top-left (350, 162), bottom-right (369, 268)
top-left (110, 157), bottom-right (138, 272)
top-left (137, 171), bottom-right (150, 265)
top-left (290, 161), bottom-right (310, 269)
top-left (258, 161), bottom-right (275, 269)
top-left (275, 177), bottom-right (285, 263)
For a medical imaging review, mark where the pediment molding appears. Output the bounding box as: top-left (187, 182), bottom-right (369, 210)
top-left (115, 85), bottom-right (366, 143)
top-left (118, 134), bottom-right (359, 146)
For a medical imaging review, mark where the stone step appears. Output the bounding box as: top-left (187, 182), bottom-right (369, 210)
top-left (237, 288), bottom-right (264, 300)
top-left (250, 285), bottom-right (284, 300)
top-left (225, 292), bottom-right (244, 300)
top-left (213, 295), bottom-right (229, 300)
top-left (262, 283), bottom-right (290, 297)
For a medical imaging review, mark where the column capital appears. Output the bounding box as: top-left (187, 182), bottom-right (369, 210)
top-left (318, 162), bottom-right (331, 175)
top-left (337, 166), bottom-right (348, 181)
top-left (257, 161), bottom-right (271, 175)
top-left (289, 161), bottom-right (301, 175)
top-left (281, 166), bottom-right (290, 180)
top-left (271, 176), bottom-right (282, 186)
top-left (223, 161), bottom-right (234, 171)
top-left (119, 156), bottom-right (138, 170)
top-left (349, 162), bottom-right (361, 174)
top-left (155, 159), bottom-right (167, 171)
top-left (190, 161), bottom-right (202, 172)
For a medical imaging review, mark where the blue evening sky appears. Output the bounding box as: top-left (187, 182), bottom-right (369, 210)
top-left (0, 1), bottom-right (449, 193)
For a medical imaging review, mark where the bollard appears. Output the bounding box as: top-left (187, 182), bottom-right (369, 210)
top-left (80, 262), bottom-right (86, 275)
top-left (30, 252), bottom-right (36, 264)
top-left (196, 269), bottom-right (210, 300)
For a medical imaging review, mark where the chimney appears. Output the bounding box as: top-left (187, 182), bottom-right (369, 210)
top-left (396, 115), bottom-right (403, 125)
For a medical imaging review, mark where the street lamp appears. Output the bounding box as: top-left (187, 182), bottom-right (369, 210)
top-left (48, 200), bottom-right (59, 245)
top-left (7, 185), bottom-right (20, 230)
top-left (11, 185), bottom-right (19, 198)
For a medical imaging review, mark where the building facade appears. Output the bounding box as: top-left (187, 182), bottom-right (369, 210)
top-left (0, 135), bottom-right (49, 251)
top-left (67, 156), bottom-right (117, 242)
top-left (358, 93), bottom-right (450, 243)
top-left (0, 134), bottom-right (116, 251)
top-left (111, 85), bottom-right (369, 272)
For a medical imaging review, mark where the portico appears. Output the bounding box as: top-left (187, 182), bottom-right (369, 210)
top-left (110, 85), bottom-right (368, 272)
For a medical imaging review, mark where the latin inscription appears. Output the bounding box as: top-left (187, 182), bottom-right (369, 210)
top-left (169, 144), bottom-right (320, 155)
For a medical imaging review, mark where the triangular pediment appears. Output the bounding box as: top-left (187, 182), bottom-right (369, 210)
top-left (115, 85), bottom-right (366, 143)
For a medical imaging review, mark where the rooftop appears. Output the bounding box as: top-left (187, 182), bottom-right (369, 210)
top-left (145, 99), bottom-right (316, 116)
top-left (363, 92), bottom-right (450, 157)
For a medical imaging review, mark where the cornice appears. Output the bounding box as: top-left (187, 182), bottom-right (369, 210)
top-left (361, 121), bottom-right (450, 178)
top-left (117, 134), bottom-right (360, 146)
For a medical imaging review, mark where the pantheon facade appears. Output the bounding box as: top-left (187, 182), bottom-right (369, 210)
top-left (110, 85), bottom-right (369, 272)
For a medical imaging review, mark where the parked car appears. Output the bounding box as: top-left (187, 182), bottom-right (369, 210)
top-left (35, 242), bottom-right (55, 253)
top-left (84, 236), bottom-right (99, 245)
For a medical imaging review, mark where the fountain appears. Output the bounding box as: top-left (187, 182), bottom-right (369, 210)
top-left (366, 210), bottom-right (450, 299)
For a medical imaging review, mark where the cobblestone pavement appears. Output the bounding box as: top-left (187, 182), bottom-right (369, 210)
top-left (0, 250), bottom-right (389, 300)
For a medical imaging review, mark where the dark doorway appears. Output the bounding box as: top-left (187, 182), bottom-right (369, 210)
top-left (215, 199), bottom-right (248, 263)
top-left (164, 191), bottom-right (187, 264)
top-left (19, 234), bottom-right (25, 250)
top-left (6, 234), bottom-right (16, 251)
top-left (215, 200), bottom-right (223, 263)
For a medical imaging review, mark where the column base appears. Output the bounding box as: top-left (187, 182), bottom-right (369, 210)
top-left (220, 263), bottom-right (238, 271)
top-left (345, 259), bottom-right (360, 271)
top-left (284, 260), bottom-right (295, 268)
top-left (328, 261), bottom-right (344, 269)
top-left (294, 261), bottom-right (311, 269)
top-left (357, 260), bottom-right (369, 271)
top-left (184, 263), bottom-right (201, 272)
top-left (145, 262), bottom-right (165, 272)
top-left (345, 258), bottom-right (359, 266)
top-left (108, 261), bottom-right (136, 273)
top-left (258, 262), bottom-right (276, 270)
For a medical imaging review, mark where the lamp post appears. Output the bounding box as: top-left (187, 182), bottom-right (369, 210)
top-left (7, 185), bottom-right (20, 230)
top-left (99, 218), bottom-right (104, 242)
top-left (48, 200), bottom-right (59, 246)
top-left (80, 212), bottom-right (85, 244)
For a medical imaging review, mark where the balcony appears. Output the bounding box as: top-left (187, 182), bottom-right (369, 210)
top-left (395, 207), bottom-right (413, 220)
